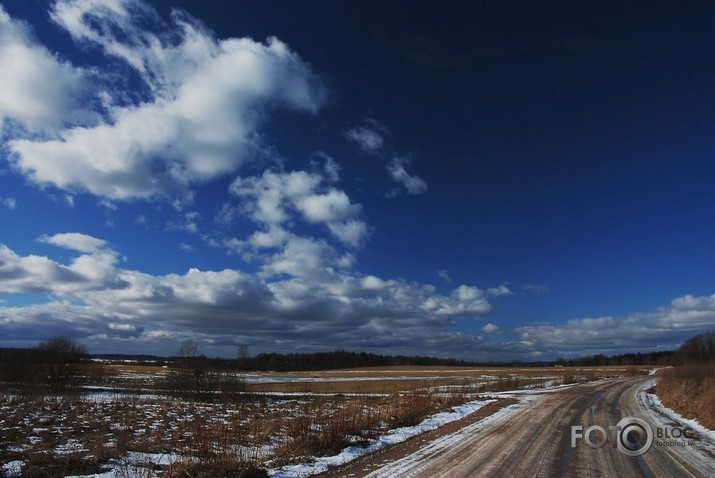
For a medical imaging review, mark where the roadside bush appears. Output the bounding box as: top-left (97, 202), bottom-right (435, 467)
top-left (656, 332), bottom-right (715, 429)
top-left (657, 363), bottom-right (715, 429)
top-left (385, 389), bottom-right (435, 428)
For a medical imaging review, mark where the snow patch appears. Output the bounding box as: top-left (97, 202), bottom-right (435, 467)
top-left (267, 399), bottom-right (493, 477)
top-left (2, 461), bottom-right (23, 478)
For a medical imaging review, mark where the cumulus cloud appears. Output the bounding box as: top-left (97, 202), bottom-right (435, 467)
top-left (39, 232), bottom-right (108, 253)
top-left (0, 235), bottom-right (506, 356)
top-left (7, 232), bottom-right (712, 359)
top-left (516, 293), bottom-right (715, 356)
top-left (229, 169), bottom-right (369, 247)
top-left (3, 0), bottom-right (326, 200)
top-left (0, 236), bottom-right (122, 295)
top-left (0, 5), bottom-right (92, 134)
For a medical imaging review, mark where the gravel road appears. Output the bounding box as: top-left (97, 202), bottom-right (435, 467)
top-left (323, 377), bottom-right (715, 477)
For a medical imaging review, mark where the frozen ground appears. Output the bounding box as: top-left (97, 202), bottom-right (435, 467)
top-left (267, 399), bottom-right (493, 478)
top-left (0, 368), bottom-right (644, 477)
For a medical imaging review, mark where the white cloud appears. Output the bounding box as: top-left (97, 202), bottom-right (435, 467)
top-left (39, 232), bottom-right (108, 253)
top-left (0, 237), bottom-right (121, 295)
top-left (295, 190), bottom-right (360, 223)
top-left (0, 235), bottom-right (509, 356)
top-left (437, 270), bottom-right (452, 283)
top-left (487, 285), bottom-right (513, 297)
top-left (229, 169), bottom-right (369, 247)
top-left (247, 226), bottom-right (290, 250)
top-left (344, 119), bottom-right (429, 197)
top-left (168, 211), bottom-right (201, 234)
top-left (516, 293), bottom-right (715, 356)
top-left (311, 152), bottom-right (341, 183)
top-left (345, 126), bottom-right (384, 154)
top-left (1, 197), bottom-right (17, 209)
top-left (0, 6), bottom-right (92, 134)
top-left (387, 156), bottom-right (428, 196)
top-left (4, 0), bottom-right (327, 200)
top-left (10, 232), bottom-right (712, 359)
top-left (327, 220), bottom-right (370, 248)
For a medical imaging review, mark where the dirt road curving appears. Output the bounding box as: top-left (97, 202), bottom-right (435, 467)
top-left (323, 377), bottom-right (715, 477)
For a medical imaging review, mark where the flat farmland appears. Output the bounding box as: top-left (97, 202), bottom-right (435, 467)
top-left (0, 365), bottom-right (647, 477)
top-left (101, 363), bottom-right (636, 393)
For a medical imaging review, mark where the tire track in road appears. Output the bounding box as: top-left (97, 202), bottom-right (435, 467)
top-left (338, 377), bottom-right (715, 477)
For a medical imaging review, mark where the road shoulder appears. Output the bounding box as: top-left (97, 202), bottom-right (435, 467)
top-left (315, 398), bottom-right (518, 478)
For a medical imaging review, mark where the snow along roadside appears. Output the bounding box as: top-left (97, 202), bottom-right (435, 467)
top-left (267, 398), bottom-right (496, 478)
top-left (636, 378), bottom-right (715, 476)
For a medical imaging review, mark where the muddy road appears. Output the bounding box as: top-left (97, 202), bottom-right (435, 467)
top-left (323, 377), bottom-right (715, 477)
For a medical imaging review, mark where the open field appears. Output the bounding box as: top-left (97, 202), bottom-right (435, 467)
top-left (96, 364), bottom-right (640, 394)
top-left (1, 365), bottom-right (649, 477)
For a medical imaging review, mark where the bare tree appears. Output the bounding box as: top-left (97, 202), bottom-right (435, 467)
top-left (179, 339), bottom-right (199, 361)
top-left (237, 344), bottom-right (250, 368)
top-left (36, 337), bottom-right (88, 394)
top-left (168, 339), bottom-right (214, 399)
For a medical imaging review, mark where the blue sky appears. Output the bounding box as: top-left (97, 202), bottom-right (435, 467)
top-left (1, 0), bottom-right (715, 360)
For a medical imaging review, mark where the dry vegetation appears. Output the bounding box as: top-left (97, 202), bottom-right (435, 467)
top-left (655, 331), bottom-right (715, 430)
top-left (0, 363), bottom-right (639, 477)
top-left (0, 385), bottom-right (469, 476)
top-left (657, 364), bottom-right (715, 429)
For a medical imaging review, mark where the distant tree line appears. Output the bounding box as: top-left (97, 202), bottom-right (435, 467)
top-left (555, 350), bottom-right (675, 367)
top-left (80, 348), bottom-right (680, 372)
top-left (159, 349), bottom-right (474, 372)
top-left (240, 350), bottom-right (469, 371)
top-left (132, 348), bottom-right (675, 371)
top-left (672, 331), bottom-right (715, 364)
top-left (0, 337), bottom-right (89, 394)
top-left (2, 337), bottom-right (689, 396)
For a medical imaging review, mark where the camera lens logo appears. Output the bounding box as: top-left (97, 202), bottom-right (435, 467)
top-left (616, 417), bottom-right (653, 456)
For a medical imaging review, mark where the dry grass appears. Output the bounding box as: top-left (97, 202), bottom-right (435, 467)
top-left (0, 365), bottom-right (639, 475)
top-left (243, 366), bottom-right (629, 395)
top-left (657, 364), bottom-right (715, 429)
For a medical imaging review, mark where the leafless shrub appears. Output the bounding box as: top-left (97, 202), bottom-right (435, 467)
top-left (164, 340), bottom-right (246, 401)
top-left (35, 337), bottom-right (88, 394)
top-left (382, 389), bottom-right (435, 428)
